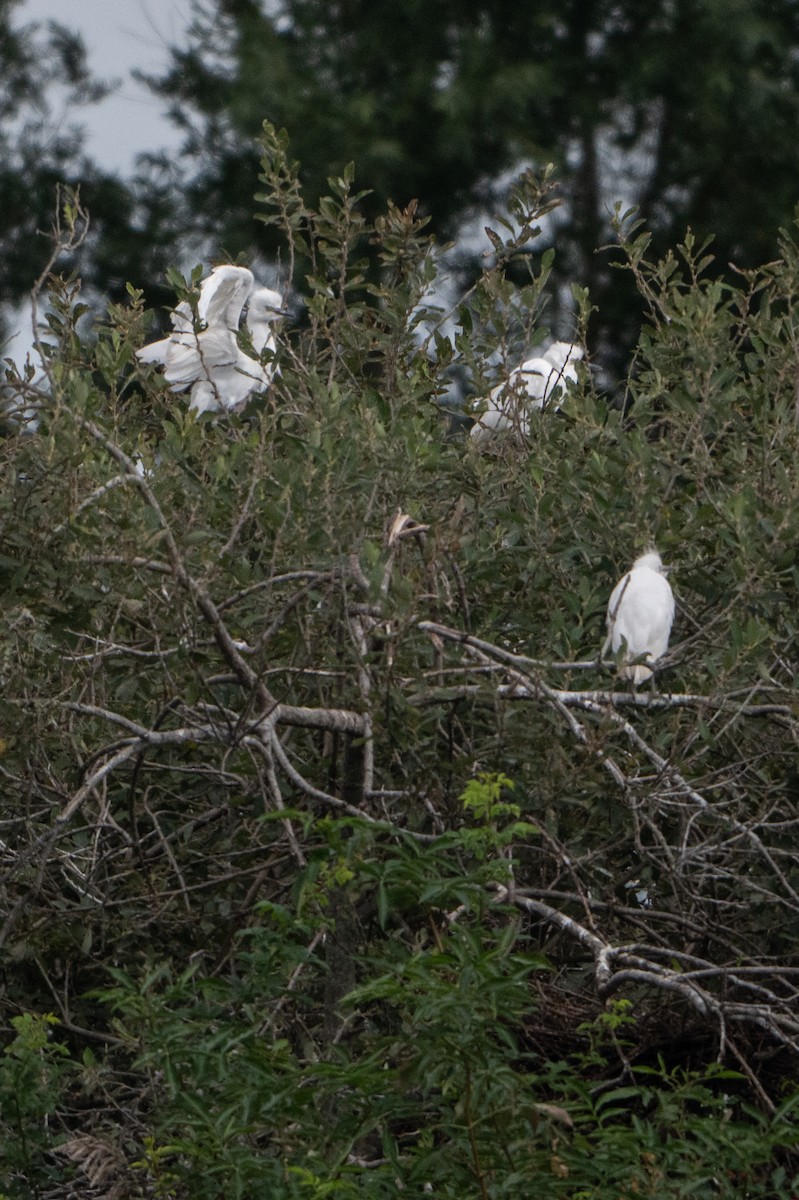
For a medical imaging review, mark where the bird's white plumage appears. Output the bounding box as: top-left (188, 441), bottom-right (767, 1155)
top-left (471, 341), bottom-right (583, 438)
top-left (197, 264), bottom-right (254, 328)
top-left (136, 266), bottom-right (286, 415)
top-left (604, 551), bottom-right (675, 686)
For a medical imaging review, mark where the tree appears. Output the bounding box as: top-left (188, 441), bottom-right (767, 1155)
top-left (0, 2), bottom-right (191, 351)
top-left (138, 0), bottom-right (799, 372)
top-left (0, 4), bottom-right (105, 313)
top-left (1, 132), bottom-right (799, 1195)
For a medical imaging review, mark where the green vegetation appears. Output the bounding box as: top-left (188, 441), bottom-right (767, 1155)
top-left (1, 126), bottom-right (799, 1196)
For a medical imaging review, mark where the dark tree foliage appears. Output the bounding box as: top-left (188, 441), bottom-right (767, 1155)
top-left (140, 0), bottom-right (799, 368)
top-left (0, 3), bottom-right (107, 310)
top-left (0, 3), bottom-right (189, 340)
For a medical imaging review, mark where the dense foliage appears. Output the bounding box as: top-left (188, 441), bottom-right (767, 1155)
top-left (2, 128), bottom-right (799, 1196)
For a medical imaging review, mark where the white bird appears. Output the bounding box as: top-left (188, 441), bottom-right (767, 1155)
top-left (604, 551), bottom-right (675, 687)
top-left (471, 340), bottom-right (583, 438)
top-left (136, 265), bottom-right (287, 415)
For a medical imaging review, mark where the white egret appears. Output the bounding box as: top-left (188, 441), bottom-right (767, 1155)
top-left (136, 265), bottom-right (287, 415)
top-left (471, 340), bottom-right (583, 439)
top-left (604, 551), bottom-right (675, 686)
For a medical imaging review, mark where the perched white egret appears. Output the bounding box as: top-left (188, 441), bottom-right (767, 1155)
top-left (604, 551), bottom-right (675, 686)
top-left (136, 265), bottom-right (287, 415)
top-left (471, 340), bottom-right (583, 439)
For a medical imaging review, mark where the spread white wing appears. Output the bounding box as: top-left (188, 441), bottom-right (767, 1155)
top-left (198, 265), bottom-right (254, 329)
top-left (137, 266), bottom-right (283, 415)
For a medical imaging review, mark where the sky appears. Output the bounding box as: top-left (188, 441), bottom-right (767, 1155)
top-left (20, 0), bottom-right (190, 174)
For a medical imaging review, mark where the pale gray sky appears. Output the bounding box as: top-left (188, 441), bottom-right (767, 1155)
top-left (20, 0), bottom-right (191, 173)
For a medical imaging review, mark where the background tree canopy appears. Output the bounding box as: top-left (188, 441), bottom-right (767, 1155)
top-left (130, 0), bottom-right (799, 366)
top-left (4, 0), bottom-right (799, 372)
top-left (0, 0), bottom-right (179, 333)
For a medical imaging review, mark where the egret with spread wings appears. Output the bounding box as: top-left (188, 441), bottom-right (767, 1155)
top-left (137, 265), bottom-right (287, 415)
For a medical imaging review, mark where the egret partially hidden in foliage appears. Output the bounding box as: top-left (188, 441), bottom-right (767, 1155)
top-left (470, 341), bottom-right (583, 439)
top-left (136, 265), bottom-right (287, 415)
top-left (604, 551), bottom-right (675, 686)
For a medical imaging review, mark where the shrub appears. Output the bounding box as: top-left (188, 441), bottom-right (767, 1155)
top-left (1, 128), bottom-right (798, 1195)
